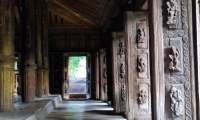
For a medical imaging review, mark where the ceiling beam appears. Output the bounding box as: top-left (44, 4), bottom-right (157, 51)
top-left (49, 0), bottom-right (102, 30)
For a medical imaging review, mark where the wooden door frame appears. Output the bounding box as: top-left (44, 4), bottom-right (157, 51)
top-left (62, 52), bottom-right (91, 99)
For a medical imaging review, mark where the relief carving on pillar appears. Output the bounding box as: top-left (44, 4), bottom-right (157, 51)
top-left (103, 68), bottom-right (107, 79)
top-left (103, 56), bottom-right (106, 64)
top-left (120, 63), bottom-right (125, 79)
top-left (104, 83), bottom-right (107, 93)
top-left (137, 57), bottom-right (145, 72)
top-left (169, 46), bottom-right (181, 72)
top-left (166, 0), bottom-right (179, 28)
top-left (119, 42), bottom-right (125, 58)
top-left (137, 22), bottom-right (147, 49)
top-left (170, 86), bottom-right (183, 117)
top-left (121, 83), bottom-right (126, 101)
top-left (138, 89), bottom-right (147, 104)
top-left (137, 28), bottom-right (145, 43)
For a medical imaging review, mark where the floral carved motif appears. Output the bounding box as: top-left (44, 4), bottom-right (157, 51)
top-left (166, 0), bottom-right (179, 28)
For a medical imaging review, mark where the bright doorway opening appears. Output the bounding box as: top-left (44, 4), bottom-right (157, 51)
top-left (69, 56), bottom-right (87, 94)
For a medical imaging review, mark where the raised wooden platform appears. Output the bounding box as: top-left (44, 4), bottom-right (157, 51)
top-left (0, 95), bottom-right (61, 120)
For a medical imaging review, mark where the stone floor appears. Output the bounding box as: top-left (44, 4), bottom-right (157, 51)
top-left (44, 99), bottom-right (126, 120)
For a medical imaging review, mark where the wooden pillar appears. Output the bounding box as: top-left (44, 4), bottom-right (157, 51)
top-left (35, 0), bottom-right (43, 98)
top-left (124, 12), bottom-right (152, 120)
top-left (111, 32), bottom-right (126, 113)
top-left (21, 0), bottom-right (37, 102)
top-left (0, 0), bottom-right (15, 112)
top-left (42, 0), bottom-right (50, 95)
top-left (95, 52), bottom-right (99, 99)
top-left (148, 0), bottom-right (165, 119)
top-left (99, 48), bottom-right (107, 101)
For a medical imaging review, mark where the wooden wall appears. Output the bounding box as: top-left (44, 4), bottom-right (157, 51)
top-left (49, 29), bottom-right (103, 94)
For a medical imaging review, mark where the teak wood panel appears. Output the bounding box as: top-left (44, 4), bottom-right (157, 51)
top-left (111, 32), bottom-right (126, 113)
top-left (49, 34), bottom-right (101, 52)
top-left (99, 48), bottom-right (107, 102)
top-left (124, 12), bottom-right (151, 120)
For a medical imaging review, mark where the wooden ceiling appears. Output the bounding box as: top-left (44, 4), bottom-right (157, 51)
top-left (48, 0), bottom-right (130, 31)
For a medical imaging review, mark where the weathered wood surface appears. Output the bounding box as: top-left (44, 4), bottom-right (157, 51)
top-left (0, 0), bottom-right (15, 111)
top-left (124, 12), bottom-right (151, 120)
top-left (21, 0), bottom-right (37, 102)
top-left (99, 48), bottom-right (107, 102)
top-left (95, 52), bottom-right (100, 99)
top-left (111, 32), bottom-right (126, 113)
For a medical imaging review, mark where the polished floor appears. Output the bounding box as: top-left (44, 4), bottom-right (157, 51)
top-left (44, 99), bottom-right (126, 120)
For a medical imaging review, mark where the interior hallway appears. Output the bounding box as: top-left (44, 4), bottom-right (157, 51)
top-left (44, 100), bottom-right (126, 120)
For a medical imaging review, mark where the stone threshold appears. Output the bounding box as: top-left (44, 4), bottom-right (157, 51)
top-left (0, 95), bottom-right (61, 120)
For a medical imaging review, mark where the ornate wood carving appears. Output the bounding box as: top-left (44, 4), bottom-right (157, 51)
top-left (121, 83), bottom-right (126, 101)
top-left (120, 63), bottom-right (125, 79)
top-left (111, 32), bottom-right (126, 113)
top-left (124, 12), bottom-right (151, 119)
top-left (164, 0), bottom-right (194, 119)
top-left (169, 46), bottom-right (181, 72)
top-left (138, 89), bottom-right (147, 104)
top-left (119, 42), bottom-right (125, 58)
top-left (166, 0), bottom-right (179, 28)
top-left (170, 86), bottom-right (183, 117)
top-left (137, 22), bottom-right (147, 49)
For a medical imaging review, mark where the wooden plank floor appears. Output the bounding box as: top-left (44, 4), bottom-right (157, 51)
top-left (44, 100), bottom-right (126, 120)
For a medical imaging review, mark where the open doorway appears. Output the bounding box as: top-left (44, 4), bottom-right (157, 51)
top-left (62, 53), bottom-right (91, 100)
top-left (69, 56), bottom-right (87, 96)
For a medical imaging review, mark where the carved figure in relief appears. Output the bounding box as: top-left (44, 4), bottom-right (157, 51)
top-left (137, 57), bottom-right (145, 72)
top-left (103, 56), bottom-right (106, 64)
top-left (119, 42), bottom-right (125, 57)
top-left (104, 68), bottom-right (107, 78)
top-left (138, 89), bottom-right (147, 104)
top-left (120, 63), bottom-right (125, 78)
top-left (104, 83), bottom-right (107, 93)
top-left (137, 28), bottom-right (145, 43)
top-left (169, 46), bottom-right (181, 72)
top-left (170, 87), bottom-right (183, 117)
top-left (121, 83), bottom-right (126, 101)
top-left (166, 0), bottom-right (179, 25)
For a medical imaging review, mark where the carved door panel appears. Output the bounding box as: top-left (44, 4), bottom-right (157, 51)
top-left (62, 53), bottom-right (70, 99)
top-left (86, 54), bottom-right (91, 98)
top-left (124, 12), bottom-right (152, 119)
top-left (111, 32), bottom-right (126, 113)
top-left (99, 48), bottom-right (107, 101)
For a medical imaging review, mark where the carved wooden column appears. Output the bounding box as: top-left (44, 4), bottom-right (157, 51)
top-left (0, 0), bottom-right (15, 112)
top-left (21, 0), bottom-right (37, 102)
top-left (95, 52), bottom-right (99, 99)
top-left (42, 0), bottom-right (50, 96)
top-left (124, 12), bottom-right (152, 120)
top-left (35, 0), bottom-right (43, 98)
top-left (111, 32), bottom-right (126, 113)
top-left (99, 48), bottom-right (107, 102)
